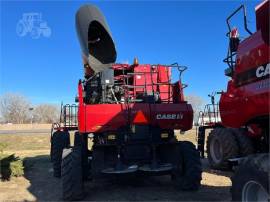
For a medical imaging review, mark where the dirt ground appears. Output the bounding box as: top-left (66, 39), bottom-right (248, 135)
top-left (0, 129), bottom-right (233, 201)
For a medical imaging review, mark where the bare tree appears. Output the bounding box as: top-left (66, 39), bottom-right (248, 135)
top-left (33, 104), bottom-right (59, 123)
top-left (0, 93), bottom-right (31, 123)
top-left (185, 94), bottom-right (205, 124)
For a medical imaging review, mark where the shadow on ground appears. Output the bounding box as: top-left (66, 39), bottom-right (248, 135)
top-left (201, 158), bottom-right (233, 178)
top-left (23, 155), bottom-right (232, 201)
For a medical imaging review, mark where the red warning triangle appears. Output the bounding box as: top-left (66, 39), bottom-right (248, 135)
top-left (133, 110), bottom-right (149, 124)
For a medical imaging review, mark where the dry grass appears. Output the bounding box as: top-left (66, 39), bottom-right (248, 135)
top-left (0, 129), bottom-right (202, 157)
top-left (2, 130), bottom-right (196, 146)
top-left (0, 132), bottom-right (78, 157)
top-left (0, 134), bottom-right (51, 151)
top-left (0, 124), bottom-right (51, 131)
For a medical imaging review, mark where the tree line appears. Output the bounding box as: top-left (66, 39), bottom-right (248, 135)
top-left (0, 93), bottom-right (205, 124)
top-left (0, 93), bottom-right (60, 124)
top-left (185, 95), bottom-right (204, 124)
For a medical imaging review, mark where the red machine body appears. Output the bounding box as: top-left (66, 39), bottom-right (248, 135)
top-left (78, 63), bottom-right (193, 133)
top-left (219, 0), bottom-right (269, 130)
top-left (51, 6), bottom-right (202, 199)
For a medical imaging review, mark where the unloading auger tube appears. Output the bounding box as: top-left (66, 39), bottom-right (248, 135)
top-left (75, 4), bottom-right (117, 73)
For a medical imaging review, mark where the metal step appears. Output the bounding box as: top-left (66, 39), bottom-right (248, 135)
top-left (138, 163), bottom-right (173, 172)
top-left (102, 165), bottom-right (138, 174)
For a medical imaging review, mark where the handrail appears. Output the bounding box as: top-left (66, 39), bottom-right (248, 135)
top-left (226, 5), bottom-right (252, 36)
top-left (224, 5), bottom-right (253, 75)
top-left (197, 104), bottom-right (221, 126)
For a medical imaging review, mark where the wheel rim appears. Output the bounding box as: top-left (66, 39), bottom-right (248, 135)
top-left (242, 180), bottom-right (269, 202)
top-left (210, 138), bottom-right (223, 163)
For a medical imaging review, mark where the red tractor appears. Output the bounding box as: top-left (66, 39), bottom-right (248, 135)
top-left (197, 1), bottom-right (269, 201)
top-left (50, 5), bottom-right (201, 200)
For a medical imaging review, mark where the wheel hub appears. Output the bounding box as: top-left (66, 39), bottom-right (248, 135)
top-left (210, 138), bottom-right (223, 163)
top-left (242, 180), bottom-right (270, 202)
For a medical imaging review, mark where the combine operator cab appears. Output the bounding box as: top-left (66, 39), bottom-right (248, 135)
top-left (50, 4), bottom-right (202, 201)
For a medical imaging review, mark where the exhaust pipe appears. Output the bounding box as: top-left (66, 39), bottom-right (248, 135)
top-left (75, 5), bottom-right (117, 73)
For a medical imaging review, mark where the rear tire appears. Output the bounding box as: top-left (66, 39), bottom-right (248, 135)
top-left (207, 128), bottom-right (239, 169)
top-left (61, 147), bottom-right (84, 201)
top-left (232, 129), bottom-right (255, 156)
top-left (51, 131), bottom-right (70, 177)
top-left (231, 153), bottom-right (269, 201)
top-left (172, 141), bottom-right (202, 191)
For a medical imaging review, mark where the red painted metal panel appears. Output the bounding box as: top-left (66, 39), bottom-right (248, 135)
top-left (78, 102), bottom-right (193, 133)
top-left (84, 104), bottom-right (128, 133)
top-left (134, 65), bottom-right (158, 94)
top-left (150, 103), bottom-right (193, 131)
top-left (235, 31), bottom-right (268, 74)
top-left (78, 81), bottom-right (86, 132)
top-left (220, 78), bottom-right (269, 128)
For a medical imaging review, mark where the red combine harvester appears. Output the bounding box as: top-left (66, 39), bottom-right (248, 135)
top-left (50, 5), bottom-right (201, 200)
top-left (197, 1), bottom-right (269, 201)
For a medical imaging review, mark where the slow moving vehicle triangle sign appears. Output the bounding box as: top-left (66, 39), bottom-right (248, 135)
top-left (133, 110), bottom-right (149, 124)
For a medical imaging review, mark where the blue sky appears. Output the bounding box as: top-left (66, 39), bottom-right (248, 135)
top-left (0, 0), bottom-right (259, 105)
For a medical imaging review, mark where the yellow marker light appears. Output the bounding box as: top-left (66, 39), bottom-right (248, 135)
top-left (161, 133), bottom-right (169, 138)
top-left (108, 134), bottom-right (116, 140)
top-left (91, 125), bottom-right (103, 130)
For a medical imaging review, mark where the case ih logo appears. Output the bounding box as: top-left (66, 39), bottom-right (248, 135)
top-left (256, 63), bottom-right (270, 78)
top-left (156, 113), bottom-right (183, 120)
top-left (236, 63), bottom-right (270, 86)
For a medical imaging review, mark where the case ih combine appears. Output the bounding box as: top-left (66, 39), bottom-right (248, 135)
top-left (197, 1), bottom-right (269, 201)
top-left (50, 5), bottom-right (201, 200)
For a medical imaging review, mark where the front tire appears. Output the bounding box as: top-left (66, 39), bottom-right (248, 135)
top-left (172, 141), bottom-right (202, 191)
top-left (61, 147), bottom-right (84, 201)
top-left (207, 128), bottom-right (239, 169)
top-left (51, 131), bottom-right (70, 177)
top-left (231, 153), bottom-right (269, 201)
